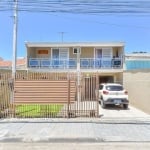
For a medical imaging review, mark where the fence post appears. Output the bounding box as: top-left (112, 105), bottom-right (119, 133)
top-left (96, 73), bottom-right (99, 117)
top-left (67, 77), bottom-right (70, 118)
top-left (7, 74), bottom-right (15, 118)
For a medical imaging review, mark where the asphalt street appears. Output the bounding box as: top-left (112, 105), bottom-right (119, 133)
top-left (1, 143), bottom-right (150, 150)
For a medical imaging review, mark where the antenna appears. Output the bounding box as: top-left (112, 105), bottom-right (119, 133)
top-left (58, 32), bottom-right (66, 42)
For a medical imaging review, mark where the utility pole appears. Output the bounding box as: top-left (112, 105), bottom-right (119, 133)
top-left (11, 0), bottom-right (18, 110)
top-left (12, 0), bottom-right (18, 79)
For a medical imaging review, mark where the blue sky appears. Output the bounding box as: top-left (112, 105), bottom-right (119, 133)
top-left (0, 11), bottom-right (150, 60)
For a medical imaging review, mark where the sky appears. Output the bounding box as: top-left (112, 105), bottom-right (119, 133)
top-left (0, 10), bottom-right (150, 60)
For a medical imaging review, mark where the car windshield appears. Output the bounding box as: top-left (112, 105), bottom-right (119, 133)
top-left (106, 85), bottom-right (123, 91)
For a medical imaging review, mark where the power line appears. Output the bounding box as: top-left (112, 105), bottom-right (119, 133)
top-left (57, 14), bottom-right (150, 30)
top-left (0, 0), bottom-right (150, 15)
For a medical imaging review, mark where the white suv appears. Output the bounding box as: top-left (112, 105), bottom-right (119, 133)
top-left (98, 83), bottom-right (129, 109)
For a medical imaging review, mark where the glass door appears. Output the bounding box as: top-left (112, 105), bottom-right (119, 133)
top-left (59, 48), bottom-right (69, 68)
top-left (52, 49), bottom-right (59, 67)
top-left (101, 48), bottom-right (112, 68)
top-left (95, 49), bottom-right (102, 68)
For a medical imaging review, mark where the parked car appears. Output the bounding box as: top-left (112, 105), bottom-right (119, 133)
top-left (98, 83), bottom-right (129, 109)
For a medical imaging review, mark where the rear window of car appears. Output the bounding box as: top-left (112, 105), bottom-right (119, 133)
top-left (106, 85), bottom-right (123, 91)
top-left (99, 85), bottom-right (103, 90)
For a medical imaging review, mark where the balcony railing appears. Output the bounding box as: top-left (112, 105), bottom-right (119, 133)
top-left (28, 58), bottom-right (123, 69)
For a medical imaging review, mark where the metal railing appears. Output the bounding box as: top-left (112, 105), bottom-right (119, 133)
top-left (0, 72), bottom-right (13, 118)
top-left (28, 58), bottom-right (123, 69)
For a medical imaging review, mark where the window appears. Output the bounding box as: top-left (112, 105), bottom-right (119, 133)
top-left (38, 50), bottom-right (48, 54)
top-left (73, 48), bottom-right (81, 54)
top-left (106, 85), bottom-right (123, 91)
top-left (102, 48), bottom-right (112, 58)
top-left (99, 85), bottom-right (103, 90)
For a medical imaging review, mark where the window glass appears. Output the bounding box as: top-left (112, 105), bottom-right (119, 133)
top-left (106, 85), bottom-right (123, 91)
top-left (73, 48), bottom-right (81, 54)
top-left (99, 85), bottom-right (103, 90)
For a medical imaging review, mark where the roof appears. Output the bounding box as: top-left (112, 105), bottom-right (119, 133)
top-left (0, 60), bottom-right (11, 67)
top-left (125, 53), bottom-right (150, 60)
top-left (0, 58), bottom-right (26, 68)
top-left (25, 41), bottom-right (125, 48)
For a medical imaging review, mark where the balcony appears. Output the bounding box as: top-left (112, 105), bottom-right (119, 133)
top-left (28, 58), bottom-right (123, 70)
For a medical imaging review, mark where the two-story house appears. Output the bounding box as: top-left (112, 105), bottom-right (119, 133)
top-left (26, 42), bottom-right (125, 85)
top-left (0, 42), bottom-right (125, 118)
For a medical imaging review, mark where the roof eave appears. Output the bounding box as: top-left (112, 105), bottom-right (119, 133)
top-left (25, 42), bottom-right (125, 48)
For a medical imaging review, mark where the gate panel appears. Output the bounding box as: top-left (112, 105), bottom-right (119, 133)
top-left (14, 80), bottom-right (75, 104)
top-left (14, 73), bottom-right (77, 118)
top-left (68, 73), bottom-right (99, 118)
top-left (79, 73), bottom-right (99, 117)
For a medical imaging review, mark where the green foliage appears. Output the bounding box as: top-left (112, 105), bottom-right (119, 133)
top-left (15, 104), bottom-right (63, 117)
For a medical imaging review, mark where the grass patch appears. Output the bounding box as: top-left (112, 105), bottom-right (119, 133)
top-left (15, 104), bottom-right (63, 117)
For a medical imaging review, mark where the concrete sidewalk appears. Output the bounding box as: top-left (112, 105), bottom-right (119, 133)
top-left (0, 117), bottom-right (150, 143)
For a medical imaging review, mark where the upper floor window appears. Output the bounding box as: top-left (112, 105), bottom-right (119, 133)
top-left (73, 48), bottom-right (81, 54)
top-left (38, 50), bottom-right (48, 54)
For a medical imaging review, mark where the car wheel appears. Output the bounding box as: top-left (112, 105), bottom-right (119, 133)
top-left (101, 100), bottom-right (106, 108)
top-left (123, 104), bottom-right (128, 109)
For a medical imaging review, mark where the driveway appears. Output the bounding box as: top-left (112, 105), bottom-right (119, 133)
top-left (55, 101), bottom-right (150, 119)
top-left (99, 104), bottom-right (150, 119)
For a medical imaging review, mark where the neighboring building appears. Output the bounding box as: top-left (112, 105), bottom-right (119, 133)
top-left (124, 52), bottom-right (150, 114)
top-left (16, 57), bottom-right (26, 70)
top-left (0, 59), bottom-right (12, 69)
top-left (125, 53), bottom-right (150, 70)
top-left (26, 42), bottom-right (125, 84)
top-left (0, 57), bottom-right (26, 70)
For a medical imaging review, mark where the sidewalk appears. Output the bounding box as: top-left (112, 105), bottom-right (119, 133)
top-left (0, 117), bottom-right (150, 143)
